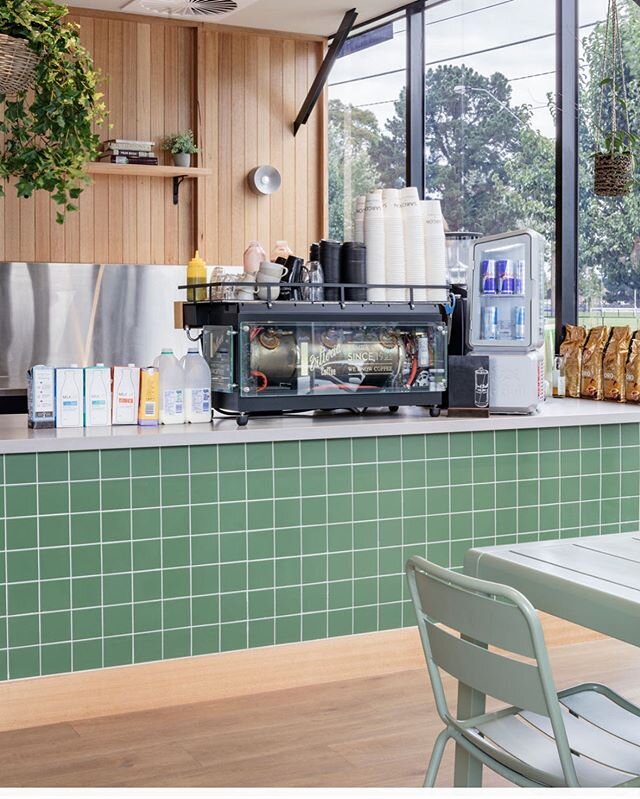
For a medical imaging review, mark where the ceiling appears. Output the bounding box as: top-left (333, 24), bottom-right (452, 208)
top-left (67, 0), bottom-right (406, 36)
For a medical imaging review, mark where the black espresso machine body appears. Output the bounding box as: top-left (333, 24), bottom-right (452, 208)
top-left (182, 292), bottom-right (451, 425)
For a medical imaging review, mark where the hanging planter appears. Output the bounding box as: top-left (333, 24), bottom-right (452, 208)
top-left (0, 0), bottom-right (106, 222)
top-left (592, 0), bottom-right (637, 198)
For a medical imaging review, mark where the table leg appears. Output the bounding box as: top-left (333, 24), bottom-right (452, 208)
top-left (453, 638), bottom-right (486, 787)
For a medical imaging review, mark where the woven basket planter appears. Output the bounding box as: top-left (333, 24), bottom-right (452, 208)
top-left (594, 152), bottom-right (634, 197)
top-left (0, 33), bottom-right (39, 95)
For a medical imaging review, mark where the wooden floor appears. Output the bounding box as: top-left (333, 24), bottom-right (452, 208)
top-left (3, 636), bottom-right (640, 788)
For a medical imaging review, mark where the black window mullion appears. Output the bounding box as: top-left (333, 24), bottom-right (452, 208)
top-left (406, 1), bottom-right (426, 197)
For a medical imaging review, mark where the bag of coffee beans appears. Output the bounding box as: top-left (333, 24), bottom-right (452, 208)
top-left (581, 326), bottom-right (611, 400)
top-left (625, 333), bottom-right (640, 403)
top-left (559, 325), bottom-right (587, 398)
top-left (603, 326), bottom-right (632, 402)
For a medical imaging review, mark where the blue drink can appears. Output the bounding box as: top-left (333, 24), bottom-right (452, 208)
top-left (514, 260), bottom-right (525, 295)
top-left (481, 259), bottom-right (497, 294)
top-left (481, 306), bottom-right (498, 340)
top-left (514, 305), bottom-right (526, 341)
top-left (497, 259), bottom-right (515, 295)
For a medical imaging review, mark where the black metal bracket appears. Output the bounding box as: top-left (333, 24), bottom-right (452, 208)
top-left (173, 176), bottom-right (186, 206)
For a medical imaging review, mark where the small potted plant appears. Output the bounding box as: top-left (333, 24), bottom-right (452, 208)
top-left (163, 130), bottom-right (198, 168)
top-left (594, 124), bottom-right (637, 197)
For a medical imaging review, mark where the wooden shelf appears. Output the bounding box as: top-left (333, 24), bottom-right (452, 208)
top-left (86, 163), bottom-right (212, 178)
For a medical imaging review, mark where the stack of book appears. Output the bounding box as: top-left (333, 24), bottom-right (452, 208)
top-left (98, 140), bottom-right (158, 165)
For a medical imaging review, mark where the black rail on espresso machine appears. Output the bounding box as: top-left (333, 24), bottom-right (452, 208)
top-left (180, 282), bottom-right (454, 426)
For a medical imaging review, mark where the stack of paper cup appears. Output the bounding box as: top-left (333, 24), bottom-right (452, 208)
top-left (423, 199), bottom-right (448, 302)
top-left (364, 191), bottom-right (386, 301)
top-left (400, 187), bottom-right (427, 301)
top-left (382, 188), bottom-right (406, 301)
top-left (354, 196), bottom-right (366, 244)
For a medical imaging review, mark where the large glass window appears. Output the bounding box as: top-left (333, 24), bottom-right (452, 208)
top-left (327, 18), bottom-right (407, 241)
top-left (578, 0), bottom-right (640, 327)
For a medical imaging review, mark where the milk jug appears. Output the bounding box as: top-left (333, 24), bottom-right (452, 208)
top-left (183, 347), bottom-right (212, 423)
top-left (157, 349), bottom-right (185, 424)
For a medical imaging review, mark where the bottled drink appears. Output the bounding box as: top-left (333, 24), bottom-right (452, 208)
top-left (157, 348), bottom-right (185, 425)
top-left (481, 306), bottom-right (498, 340)
top-left (183, 347), bottom-right (212, 423)
top-left (514, 306), bottom-right (526, 341)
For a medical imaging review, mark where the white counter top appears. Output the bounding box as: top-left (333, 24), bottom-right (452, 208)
top-left (0, 399), bottom-right (639, 454)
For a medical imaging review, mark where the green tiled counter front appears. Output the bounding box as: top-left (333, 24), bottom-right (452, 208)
top-left (0, 423), bottom-right (639, 681)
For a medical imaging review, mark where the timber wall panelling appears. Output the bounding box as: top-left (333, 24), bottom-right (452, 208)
top-left (0, 10), bottom-right (326, 265)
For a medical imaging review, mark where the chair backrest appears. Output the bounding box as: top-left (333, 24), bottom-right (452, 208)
top-left (406, 555), bottom-right (578, 786)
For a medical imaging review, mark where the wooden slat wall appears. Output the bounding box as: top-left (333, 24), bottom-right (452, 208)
top-left (0, 12), bottom-right (326, 266)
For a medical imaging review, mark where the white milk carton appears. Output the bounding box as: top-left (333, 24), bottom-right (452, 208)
top-left (84, 365), bottom-right (112, 427)
top-left (55, 366), bottom-right (84, 428)
top-left (27, 365), bottom-right (56, 429)
top-left (112, 365), bottom-right (140, 425)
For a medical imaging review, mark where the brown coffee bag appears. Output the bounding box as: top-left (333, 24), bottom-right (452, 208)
top-left (603, 326), bottom-right (632, 402)
top-left (559, 324), bottom-right (587, 398)
top-left (581, 326), bottom-right (611, 400)
top-left (625, 333), bottom-right (640, 403)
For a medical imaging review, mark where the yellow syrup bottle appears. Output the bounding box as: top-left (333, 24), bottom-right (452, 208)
top-left (187, 250), bottom-right (207, 302)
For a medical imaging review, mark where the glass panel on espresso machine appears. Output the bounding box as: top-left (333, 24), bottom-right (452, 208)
top-left (238, 321), bottom-right (447, 399)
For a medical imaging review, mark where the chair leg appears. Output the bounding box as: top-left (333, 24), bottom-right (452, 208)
top-left (423, 728), bottom-right (451, 787)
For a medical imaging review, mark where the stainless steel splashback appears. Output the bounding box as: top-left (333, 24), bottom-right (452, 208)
top-left (0, 262), bottom-right (188, 391)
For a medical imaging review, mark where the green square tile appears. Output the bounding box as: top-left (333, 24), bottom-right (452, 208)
top-left (601, 424), bottom-right (621, 447)
top-left (102, 542), bottom-right (131, 574)
top-left (539, 478), bottom-right (560, 505)
top-left (192, 565), bottom-right (219, 596)
top-left (102, 510), bottom-right (131, 543)
top-left (71, 545), bottom-right (101, 577)
top-left (190, 476), bottom-right (218, 506)
top-left (275, 616), bottom-right (300, 645)
top-left (218, 444), bottom-right (245, 472)
top-left (580, 425), bottom-right (601, 449)
top-left (472, 431), bottom-right (494, 456)
top-left (72, 607), bottom-right (101, 640)
top-left (328, 522), bottom-right (352, 552)
top-left (450, 458), bottom-right (472, 486)
top-left (274, 441), bottom-right (300, 469)
top-left (134, 631), bottom-right (162, 663)
top-left (41, 643), bottom-right (72, 676)
top-left (275, 527), bottom-right (301, 558)
top-left (132, 508), bottom-right (161, 540)
top-left (496, 507), bottom-right (517, 536)
top-left (70, 481), bottom-right (100, 514)
top-left (450, 485), bottom-right (472, 514)
top-left (354, 549), bottom-right (377, 579)
top-left (7, 549), bottom-right (38, 582)
top-left (581, 500), bottom-right (600, 527)
top-left (601, 498), bottom-right (620, 525)
top-left (325, 438), bottom-right (350, 465)
top-left (37, 482), bottom-right (69, 515)
top-left (495, 430), bottom-right (517, 454)
top-left (274, 499), bottom-right (300, 529)
top-left (40, 515), bottom-right (71, 548)
top-left (161, 447), bottom-right (189, 475)
top-left (303, 612), bottom-right (327, 641)
top-left (248, 587), bottom-right (274, 621)
top-left (192, 624), bottom-right (219, 656)
top-left (190, 446), bottom-right (217, 474)
top-left (71, 576), bottom-right (102, 608)
top-left (248, 470), bottom-right (275, 501)
top-left (161, 476), bottom-right (190, 507)
top-left (353, 493), bottom-right (377, 522)
top-left (132, 539), bottom-right (161, 571)
top-left (221, 621), bottom-right (248, 651)
top-left (101, 479), bottom-right (130, 511)
top-left (38, 452), bottom-right (69, 483)
top-left (495, 454), bottom-right (516, 483)
top-left (559, 426), bottom-right (580, 450)
top-left (101, 450), bottom-right (130, 479)
top-left (539, 452), bottom-right (559, 478)
top-left (276, 586), bottom-right (301, 616)
top-left (220, 592), bottom-right (247, 623)
top-left (539, 428), bottom-right (559, 451)
top-left (162, 568), bottom-right (188, 600)
top-left (5, 454), bottom-right (36, 484)
top-left (192, 534), bottom-right (217, 566)
top-left (450, 434), bottom-right (472, 458)
top-left (580, 449), bottom-right (600, 476)
top-left (301, 440), bottom-right (327, 467)
top-left (6, 484), bottom-right (37, 517)
top-left (164, 597), bottom-right (190, 629)
top-left (472, 456), bottom-right (495, 484)
top-left (303, 584), bottom-right (327, 613)
top-left (162, 506), bottom-right (190, 537)
top-left (163, 628), bottom-right (191, 659)
top-left (426, 433), bottom-right (449, 460)
top-left (131, 448), bottom-right (160, 477)
top-left (131, 477), bottom-right (160, 509)
top-left (378, 462), bottom-right (402, 492)
top-left (245, 442), bottom-right (273, 470)
top-left (581, 474), bottom-right (600, 499)
top-left (354, 606), bottom-right (378, 634)
top-left (9, 613), bottom-right (39, 647)
top-left (163, 537), bottom-right (190, 568)
top-left (69, 451), bottom-right (100, 481)
top-left (517, 429), bottom-right (538, 453)
top-left (104, 635), bottom-right (133, 668)
top-left (328, 552), bottom-right (353, 581)
top-left (192, 594), bottom-right (219, 626)
top-left (427, 486), bottom-right (450, 515)
top-left (133, 570), bottom-right (162, 602)
top-left (73, 639), bottom-right (103, 671)
top-left (622, 424), bottom-right (640, 445)
top-left (104, 604), bottom-right (133, 636)
top-left (40, 548), bottom-right (70, 580)
top-left (475, 510), bottom-right (496, 538)
top-left (473, 484), bottom-right (495, 512)
top-left (190, 505), bottom-right (216, 536)
top-left (134, 601), bottom-right (162, 633)
top-left (602, 473), bottom-right (620, 499)
top-left (302, 497), bottom-right (327, 527)
top-left (622, 447), bottom-right (640, 473)
top-left (301, 466), bottom-right (327, 497)
top-left (248, 529), bottom-right (274, 560)
top-left (517, 505), bottom-right (538, 534)
top-left (602, 449), bottom-right (621, 474)
top-left (560, 451), bottom-right (580, 477)
top-left (379, 491), bottom-right (401, 519)
top-left (560, 501), bottom-right (580, 529)
top-left (427, 542), bottom-right (450, 567)
top-left (302, 554), bottom-right (327, 583)
top-left (402, 436), bottom-right (425, 461)
top-left (450, 512), bottom-right (472, 541)
top-left (41, 579), bottom-right (71, 612)
top-left (352, 437), bottom-right (376, 464)
top-left (622, 472), bottom-right (640, 497)
top-left (403, 517), bottom-right (426, 546)
top-left (352, 521), bottom-right (375, 550)
top-left (518, 453), bottom-right (538, 480)
top-left (219, 472), bottom-right (246, 502)
top-left (518, 480), bottom-right (539, 507)
top-left (621, 497), bottom-right (639, 523)
top-left (9, 647), bottom-right (40, 679)
top-left (379, 574), bottom-right (403, 604)
top-left (403, 487), bottom-right (426, 517)
top-left (327, 465), bottom-right (352, 495)
top-left (424, 461), bottom-right (447, 488)
top-left (220, 531), bottom-right (246, 563)
top-left (248, 500), bottom-right (273, 531)
top-left (379, 602), bottom-right (402, 631)
top-left (6, 517), bottom-right (37, 550)
top-left (273, 468), bottom-right (300, 500)
top-left (377, 437), bottom-right (401, 462)
top-left (328, 609), bottom-right (353, 637)
top-left (328, 580), bottom-right (353, 610)
top-left (275, 556), bottom-right (301, 587)
top-left (354, 576), bottom-right (377, 606)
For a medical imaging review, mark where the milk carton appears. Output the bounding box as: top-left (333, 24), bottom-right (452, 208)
top-left (112, 365), bottom-right (140, 425)
top-left (84, 365), bottom-right (112, 427)
top-left (27, 365), bottom-right (55, 429)
top-left (138, 367), bottom-right (160, 426)
top-left (55, 366), bottom-right (84, 428)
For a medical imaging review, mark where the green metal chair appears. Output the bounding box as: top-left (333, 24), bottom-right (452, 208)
top-left (406, 555), bottom-right (640, 788)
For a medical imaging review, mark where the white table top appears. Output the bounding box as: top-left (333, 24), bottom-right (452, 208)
top-left (465, 533), bottom-right (640, 647)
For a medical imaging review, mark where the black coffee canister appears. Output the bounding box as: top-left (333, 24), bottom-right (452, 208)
top-left (309, 242), bottom-right (320, 263)
top-left (341, 242), bottom-right (367, 301)
top-left (319, 240), bottom-right (341, 301)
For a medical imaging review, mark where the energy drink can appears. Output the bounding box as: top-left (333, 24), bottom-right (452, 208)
top-left (514, 260), bottom-right (526, 295)
top-left (480, 259), bottom-right (497, 294)
top-left (497, 259), bottom-right (515, 295)
top-left (514, 306), bottom-right (526, 341)
top-left (481, 306), bottom-right (498, 340)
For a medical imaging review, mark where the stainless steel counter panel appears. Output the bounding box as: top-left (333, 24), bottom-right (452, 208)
top-left (0, 262), bottom-right (187, 391)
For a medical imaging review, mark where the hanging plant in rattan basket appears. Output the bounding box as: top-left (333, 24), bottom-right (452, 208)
top-left (0, 33), bottom-right (39, 95)
top-left (593, 0), bottom-right (638, 197)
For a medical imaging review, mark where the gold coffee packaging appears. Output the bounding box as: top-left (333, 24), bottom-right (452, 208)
top-left (559, 324), bottom-right (587, 398)
top-left (603, 326), bottom-right (632, 402)
top-left (626, 333), bottom-right (640, 403)
top-left (580, 326), bottom-right (610, 400)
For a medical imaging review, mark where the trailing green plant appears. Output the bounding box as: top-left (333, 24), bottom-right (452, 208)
top-left (0, 0), bottom-right (106, 223)
top-left (163, 130), bottom-right (199, 155)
